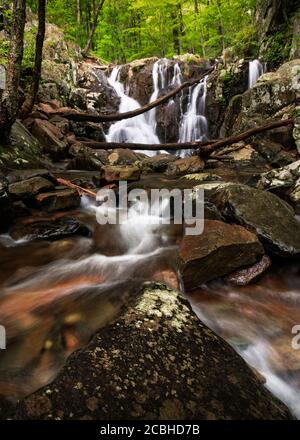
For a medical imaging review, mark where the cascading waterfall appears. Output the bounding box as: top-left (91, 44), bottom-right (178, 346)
top-left (148, 59), bottom-right (183, 131)
top-left (249, 59), bottom-right (266, 88)
top-left (106, 67), bottom-right (160, 156)
top-left (178, 76), bottom-right (209, 156)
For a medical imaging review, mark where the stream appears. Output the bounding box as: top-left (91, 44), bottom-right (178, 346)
top-left (0, 59), bottom-right (299, 418)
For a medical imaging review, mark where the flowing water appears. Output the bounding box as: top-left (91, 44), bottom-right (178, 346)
top-left (178, 77), bottom-right (209, 156)
top-left (0, 58), bottom-right (299, 418)
top-left (249, 59), bottom-right (266, 88)
top-left (106, 67), bottom-right (160, 155)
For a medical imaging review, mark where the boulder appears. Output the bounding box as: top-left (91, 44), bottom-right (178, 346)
top-left (212, 184), bottom-right (300, 257)
top-left (35, 189), bottom-right (81, 212)
top-left (179, 220), bottom-right (264, 290)
top-left (68, 143), bottom-right (107, 171)
top-left (8, 177), bottom-right (54, 199)
top-left (107, 149), bottom-right (142, 166)
top-left (166, 156), bottom-right (205, 176)
top-left (31, 119), bottom-right (68, 160)
top-left (69, 121), bottom-right (106, 142)
top-left (101, 165), bottom-right (141, 182)
top-left (226, 255), bottom-right (272, 286)
top-left (142, 154), bottom-right (178, 172)
top-left (9, 217), bottom-right (90, 242)
top-left (12, 282), bottom-right (291, 420)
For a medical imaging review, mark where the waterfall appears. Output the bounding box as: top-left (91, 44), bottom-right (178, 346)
top-left (106, 67), bottom-right (160, 156)
top-left (178, 77), bottom-right (208, 156)
top-left (148, 59), bottom-right (183, 131)
top-left (249, 59), bottom-right (266, 88)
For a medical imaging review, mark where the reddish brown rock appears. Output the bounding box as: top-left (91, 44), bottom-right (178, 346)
top-left (31, 119), bottom-right (68, 159)
top-left (179, 220), bottom-right (264, 290)
top-left (226, 255), bottom-right (272, 286)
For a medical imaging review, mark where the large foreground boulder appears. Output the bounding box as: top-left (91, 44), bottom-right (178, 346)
top-left (13, 282), bottom-right (291, 420)
top-left (211, 184), bottom-right (300, 257)
top-left (179, 220), bottom-right (264, 290)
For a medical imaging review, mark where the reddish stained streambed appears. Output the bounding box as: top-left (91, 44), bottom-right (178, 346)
top-left (0, 194), bottom-right (300, 418)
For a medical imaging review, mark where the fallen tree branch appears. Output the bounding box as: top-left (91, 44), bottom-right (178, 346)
top-left (73, 118), bottom-right (294, 154)
top-left (199, 118), bottom-right (295, 155)
top-left (56, 177), bottom-right (97, 198)
top-left (50, 67), bottom-right (215, 123)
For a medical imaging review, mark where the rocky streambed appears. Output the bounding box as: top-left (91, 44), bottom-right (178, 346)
top-left (0, 42), bottom-right (300, 419)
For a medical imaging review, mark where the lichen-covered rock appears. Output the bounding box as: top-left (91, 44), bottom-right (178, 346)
top-left (8, 177), bottom-right (54, 199)
top-left (101, 165), bottom-right (141, 182)
top-left (13, 282), bottom-right (292, 420)
top-left (179, 220), bottom-right (264, 290)
top-left (211, 184), bottom-right (300, 257)
top-left (107, 148), bottom-right (143, 166)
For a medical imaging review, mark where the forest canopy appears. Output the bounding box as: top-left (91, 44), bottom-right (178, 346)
top-left (26, 0), bottom-right (258, 63)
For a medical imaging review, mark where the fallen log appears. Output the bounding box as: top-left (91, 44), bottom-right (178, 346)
top-left (50, 67), bottom-right (215, 123)
top-left (72, 118), bottom-right (295, 154)
top-left (199, 118), bottom-right (295, 155)
top-left (56, 177), bottom-right (97, 198)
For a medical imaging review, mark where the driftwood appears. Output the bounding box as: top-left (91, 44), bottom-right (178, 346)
top-left (56, 177), bottom-right (97, 198)
top-left (73, 118), bottom-right (294, 155)
top-left (50, 67), bottom-right (215, 123)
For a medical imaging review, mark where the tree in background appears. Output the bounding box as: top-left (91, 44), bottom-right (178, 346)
top-left (82, 0), bottom-right (105, 57)
top-left (0, 0), bottom-right (26, 144)
top-left (20, 0), bottom-right (46, 118)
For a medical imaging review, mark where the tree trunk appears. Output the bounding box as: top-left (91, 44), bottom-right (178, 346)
top-left (19, 0), bottom-right (46, 119)
top-left (0, 0), bottom-right (26, 144)
top-left (82, 0), bottom-right (105, 57)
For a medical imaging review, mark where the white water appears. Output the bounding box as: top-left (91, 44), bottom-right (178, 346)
top-left (106, 67), bottom-right (160, 156)
top-left (249, 59), bottom-right (266, 88)
top-left (178, 77), bottom-right (208, 156)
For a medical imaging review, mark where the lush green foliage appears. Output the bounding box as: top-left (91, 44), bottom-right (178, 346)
top-left (30, 0), bottom-right (258, 63)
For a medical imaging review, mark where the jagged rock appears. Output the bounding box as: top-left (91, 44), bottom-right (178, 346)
top-left (166, 156), bottom-right (205, 176)
top-left (68, 143), bottom-right (107, 171)
top-left (8, 177), bottom-right (54, 199)
top-left (9, 217), bottom-right (90, 242)
top-left (257, 160), bottom-right (300, 192)
top-left (107, 148), bottom-right (142, 166)
top-left (12, 282), bottom-right (292, 420)
top-left (222, 60), bottom-right (299, 148)
top-left (35, 189), bottom-right (81, 212)
top-left (250, 138), bottom-right (296, 167)
top-left (31, 119), bottom-right (68, 160)
top-left (6, 169), bottom-right (55, 184)
top-left (49, 115), bottom-right (70, 135)
top-left (213, 142), bottom-right (263, 165)
top-left (211, 184), bottom-right (300, 257)
top-left (101, 165), bottom-right (141, 182)
top-left (179, 220), bottom-right (264, 290)
top-left (141, 154), bottom-right (178, 172)
top-left (206, 60), bottom-right (249, 138)
top-left (69, 121), bottom-right (106, 142)
top-left (226, 255), bottom-right (272, 286)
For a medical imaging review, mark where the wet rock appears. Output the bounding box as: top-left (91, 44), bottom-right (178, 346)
top-left (179, 220), bottom-right (264, 290)
top-left (31, 119), bottom-right (68, 160)
top-left (6, 169), bottom-right (55, 185)
top-left (101, 165), bottom-right (141, 182)
top-left (211, 184), bottom-right (300, 257)
top-left (8, 177), bottom-right (54, 199)
top-left (35, 189), bottom-right (81, 212)
top-left (12, 201), bottom-right (31, 218)
top-left (9, 217), bottom-right (90, 242)
top-left (250, 138), bottom-right (295, 167)
top-left (107, 149), bottom-right (142, 166)
top-left (13, 282), bottom-right (291, 420)
top-left (0, 175), bottom-right (13, 232)
top-left (69, 121), bottom-right (106, 142)
top-left (226, 255), bottom-right (272, 286)
top-left (142, 154), bottom-right (178, 172)
top-left (68, 143), bottom-right (107, 171)
top-left (166, 156), bottom-right (205, 176)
